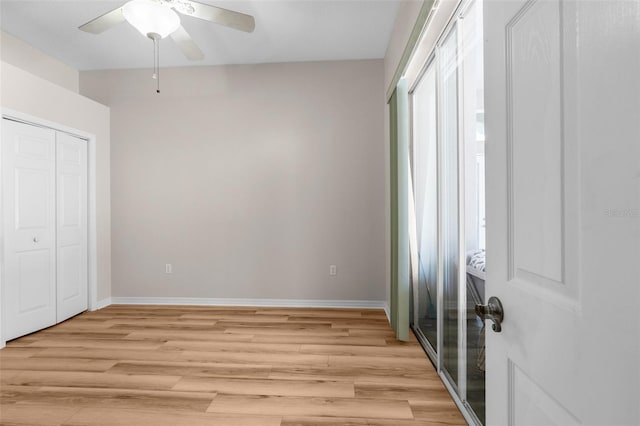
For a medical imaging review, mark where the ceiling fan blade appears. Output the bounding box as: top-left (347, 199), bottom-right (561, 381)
top-left (170, 25), bottom-right (204, 61)
top-left (183, 0), bottom-right (255, 33)
top-left (78, 6), bottom-right (126, 34)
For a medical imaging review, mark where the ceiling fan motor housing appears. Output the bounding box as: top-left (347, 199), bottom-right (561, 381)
top-left (122, 0), bottom-right (181, 39)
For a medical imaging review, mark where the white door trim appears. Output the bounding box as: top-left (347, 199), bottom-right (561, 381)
top-left (0, 108), bottom-right (98, 349)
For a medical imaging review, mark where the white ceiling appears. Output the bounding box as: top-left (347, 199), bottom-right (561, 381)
top-left (0, 0), bottom-right (400, 71)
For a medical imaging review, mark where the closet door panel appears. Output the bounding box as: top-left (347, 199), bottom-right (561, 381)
top-left (2, 119), bottom-right (57, 340)
top-left (56, 132), bottom-right (88, 322)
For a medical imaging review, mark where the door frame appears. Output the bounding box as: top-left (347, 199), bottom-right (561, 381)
top-left (0, 108), bottom-right (99, 348)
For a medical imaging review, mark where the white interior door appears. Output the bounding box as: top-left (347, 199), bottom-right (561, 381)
top-left (56, 132), bottom-right (88, 322)
top-left (484, 0), bottom-right (640, 425)
top-left (2, 119), bottom-right (57, 340)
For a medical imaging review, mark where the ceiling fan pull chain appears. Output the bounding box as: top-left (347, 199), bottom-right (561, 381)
top-left (157, 38), bottom-right (160, 94)
top-left (154, 36), bottom-right (160, 94)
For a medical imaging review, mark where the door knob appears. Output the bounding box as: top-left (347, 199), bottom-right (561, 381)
top-left (33, 237), bottom-right (39, 243)
top-left (475, 296), bottom-right (504, 332)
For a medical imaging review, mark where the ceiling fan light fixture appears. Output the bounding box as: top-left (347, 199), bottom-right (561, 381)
top-left (122, 0), bottom-right (180, 39)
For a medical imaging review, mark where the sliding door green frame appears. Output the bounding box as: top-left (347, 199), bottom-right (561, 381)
top-left (387, 0), bottom-right (437, 342)
top-left (389, 79), bottom-right (410, 342)
top-left (386, 0), bottom-right (436, 102)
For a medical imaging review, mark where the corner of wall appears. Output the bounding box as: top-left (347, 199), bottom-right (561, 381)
top-left (0, 31), bottom-right (79, 93)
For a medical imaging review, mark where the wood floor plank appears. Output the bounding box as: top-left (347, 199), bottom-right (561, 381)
top-left (207, 394), bottom-right (414, 419)
top-left (26, 329), bottom-right (131, 339)
top-left (0, 370), bottom-right (21, 383)
top-left (5, 370), bottom-right (182, 390)
top-left (26, 338), bottom-right (163, 351)
top-left (2, 386), bottom-right (217, 413)
top-left (409, 400), bottom-right (468, 425)
top-left (329, 355), bottom-right (432, 369)
top-left (354, 371), bottom-right (443, 387)
top-left (180, 350), bottom-right (329, 366)
top-left (251, 335), bottom-right (388, 346)
top-left (329, 319), bottom-right (394, 330)
top-left (255, 309), bottom-right (365, 318)
top-left (223, 327), bottom-right (349, 337)
top-left (180, 313), bottom-right (290, 322)
top-left (348, 329), bottom-right (399, 337)
top-left (123, 330), bottom-right (254, 342)
top-left (281, 417), bottom-right (372, 425)
top-left (355, 383), bottom-right (458, 403)
top-left (299, 343), bottom-right (426, 358)
top-left (0, 403), bottom-right (79, 426)
top-left (0, 305), bottom-right (464, 425)
top-left (162, 340), bottom-right (301, 354)
top-left (269, 365), bottom-right (435, 384)
top-left (288, 314), bottom-right (386, 322)
top-left (0, 337), bottom-right (40, 348)
top-left (48, 321), bottom-right (114, 330)
top-left (62, 408), bottom-right (281, 426)
top-left (106, 360), bottom-right (272, 379)
top-left (0, 347), bottom-right (46, 358)
top-left (104, 318), bottom-right (219, 327)
top-left (219, 321), bottom-right (336, 330)
top-left (0, 357), bottom-right (117, 372)
top-left (31, 347), bottom-right (184, 362)
top-left (173, 377), bottom-right (354, 397)
top-left (281, 416), bottom-right (457, 426)
top-left (124, 306), bottom-right (254, 313)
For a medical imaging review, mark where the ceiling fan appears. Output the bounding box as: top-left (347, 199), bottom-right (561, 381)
top-left (79, 0), bottom-right (255, 60)
top-left (79, 0), bottom-right (255, 91)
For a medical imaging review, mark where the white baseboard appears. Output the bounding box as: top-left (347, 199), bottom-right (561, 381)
top-left (106, 297), bottom-right (386, 310)
top-left (383, 301), bottom-right (391, 323)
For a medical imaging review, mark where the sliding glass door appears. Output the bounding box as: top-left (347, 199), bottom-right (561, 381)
top-left (408, 1), bottom-right (485, 424)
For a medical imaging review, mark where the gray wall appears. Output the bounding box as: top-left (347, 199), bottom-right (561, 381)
top-left (81, 59), bottom-right (386, 302)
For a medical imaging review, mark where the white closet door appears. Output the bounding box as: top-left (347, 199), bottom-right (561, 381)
top-left (2, 119), bottom-right (57, 340)
top-left (56, 132), bottom-right (88, 322)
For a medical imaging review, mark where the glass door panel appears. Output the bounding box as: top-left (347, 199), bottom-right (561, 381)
top-left (462, 1), bottom-right (486, 423)
top-left (411, 62), bottom-right (438, 351)
top-left (440, 26), bottom-right (460, 389)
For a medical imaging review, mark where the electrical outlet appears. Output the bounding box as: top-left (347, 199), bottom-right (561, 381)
top-left (329, 265), bottom-right (337, 276)
top-left (165, 263), bottom-right (172, 274)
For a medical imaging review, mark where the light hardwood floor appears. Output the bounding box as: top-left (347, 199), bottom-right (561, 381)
top-left (0, 305), bottom-right (466, 426)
